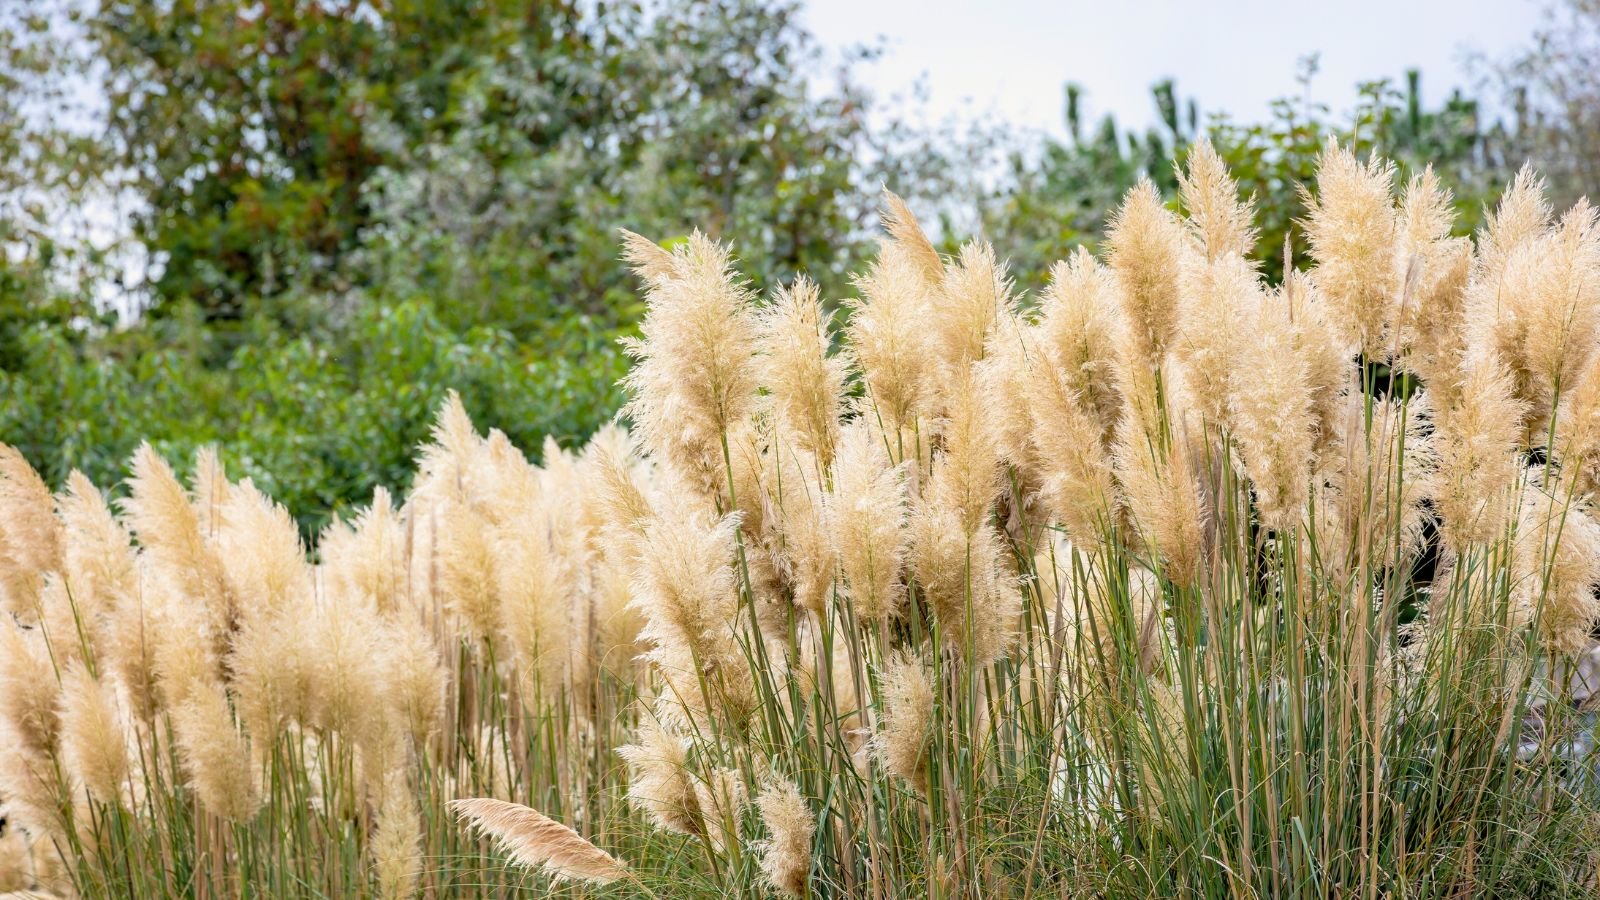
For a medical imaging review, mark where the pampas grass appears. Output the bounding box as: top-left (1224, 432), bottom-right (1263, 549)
top-left (3, 148), bottom-right (1600, 898)
top-left (450, 798), bottom-right (629, 885)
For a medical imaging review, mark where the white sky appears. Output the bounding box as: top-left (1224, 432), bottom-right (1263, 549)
top-left (802, 0), bottom-right (1545, 137)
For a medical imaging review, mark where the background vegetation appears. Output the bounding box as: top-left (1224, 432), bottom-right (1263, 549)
top-left (1, 0), bottom-right (1598, 532)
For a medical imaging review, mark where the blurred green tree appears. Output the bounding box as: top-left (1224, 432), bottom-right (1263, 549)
top-left (979, 63), bottom-right (1516, 288)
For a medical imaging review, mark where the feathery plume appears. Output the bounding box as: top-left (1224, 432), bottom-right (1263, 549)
top-left (618, 714), bottom-right (705, 836)
top-left (451, 798), bottom-right (629, 885)
top-left (191, 445), bottom-right (230, 538)
top-left (930, 240), bottom-right (1012, 386)
top-left (1555, 349), bottom-right (1600, 496)
top-left (410, 389), bottom-right (482, 506)
top-left (880, 190), bottom-right (944, 285)
top-left (755, 773), bottom-right (814, 897)
top-left (875, 651), bottom-right (935, 793)
top-left (1433, 363), bottom-right (1526, 553)
top-left (493, 506), bottom-right (573, 709)
top-left (1461, 168), bottom-right (1565, 434)
top-left (1114, 420), bottom-right (1206, 587)
top-left (436, 498), bottom-right (500, 642)
top-left (829, 421), bottom-right (908, 623)
top-left (1283, 273), bottom-right (1354, 457)
top-left (758, 276), bottom-right (847, 467)
top-left (910, 496), bottom-right (1017, 665)
top-left (321, 487), bottom-right (407, 615)
top-left (306, 601), bottom-right (388, 751)
top-left (1173, 252), bottom-right (1261, 427)
top-left (58, 667), bottom-right (129, 803)
top-left (1178, 138), bottom-right (1256, 262)
top-left (170, 683), bottom-right (260, 821)
top-left (218, 479), bottom-right (311, 624)
top-left (621, 231), bottom-right (760, 501)
top-left (593, 554), bottom-right (646, 680)
top-left (1396, 169), bottom-right (1473, 386)
top-left (378, 616), bottom-right (447, 744)
top-left (1512, 486), bottom-right (1600, 655)
top-left (1524, 200), bottom-right (1600, 411)
top-left (229, 609), bottom-right (313, 744)
top-left (56, 471), bottom-right (136, 632)
top-left (124, 444), bottom-right (232, 642)
top-left (1107, 178), bottom-right (1188, 366)
top-left (768, 436), bottom-right (837, 617)
top-left (1304, 142), bottom-right (1400, 356)
top-left (1479, 166), bottom-right (1552, 275)
top-left (0, 624), bottom-right (59, 758)
top-left (978, 314), bottom-right (1040, 487)
top-left (848, 241), bottom-right (936, 437)
top-left (926, 368), bottom-right (1002, 535)
top-left (631, 512), bottom-right (752, 720)
top-left (1229, 297), bottom-right (1316, 533)
top-left (0, 446), bottom-right (62, 622)
top-left (372, 770), bottom-right (422, 900)
top-left (1011, 279), bottom-right (1123, 542)
top-left (1038, 249), bottom-right (1126, 444)
top-left (620, 228), bottom-right (679, 285)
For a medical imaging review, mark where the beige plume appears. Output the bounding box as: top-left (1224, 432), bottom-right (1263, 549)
top-left (450, 797), bottom-right (629, 885)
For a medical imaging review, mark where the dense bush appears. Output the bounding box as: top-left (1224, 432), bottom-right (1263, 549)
top-left (0, 301), bottom-right (625, 535)
top-left (1, 0), bottom-right (930, 533)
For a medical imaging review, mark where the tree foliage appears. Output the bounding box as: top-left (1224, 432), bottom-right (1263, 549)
top-left (979, 64), bottom-right (1519, 288)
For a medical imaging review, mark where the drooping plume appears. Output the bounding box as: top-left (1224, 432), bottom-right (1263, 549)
top-left (451, 798), bottom-right (630, 885)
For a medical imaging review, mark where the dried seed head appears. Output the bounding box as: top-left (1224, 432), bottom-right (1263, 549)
top-left (451, 797), bottom-right (630, 885)
top-left (755, 773), bottom-right (814, 897)
top-left (1108, 177), bottom-right (1188, 365)
top-left (875, 651), bottom-right (935, 793)
top-left (621, 231), bottom-right (761, 501)
top-left (58, 666), bottom-right (130, 804)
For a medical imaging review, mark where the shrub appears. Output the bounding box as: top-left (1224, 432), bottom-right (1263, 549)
top-left (0, 298), bottom-right (626, 537)
top-left (2, 144), bottom-right (1600, 898)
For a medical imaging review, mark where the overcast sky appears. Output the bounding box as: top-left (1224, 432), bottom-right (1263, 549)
top-left (801, 0), bottom-right (1545, 137)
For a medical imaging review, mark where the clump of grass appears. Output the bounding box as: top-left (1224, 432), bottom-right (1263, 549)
top-left (3, 144), bottom-right (1600, 898)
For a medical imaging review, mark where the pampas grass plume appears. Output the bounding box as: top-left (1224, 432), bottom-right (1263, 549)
top-left (59, 666), bottom-right (130, 804)
top-left (875, 651), bottom-right (935, 793)
top-left (759, 275), bottom-right (846, 467)
top-left (450, 797), bottom-right (629, 885)
top-left (170, 683), bottom-right (260, 822)
top-left (755, 773), bottom-right (814, 897)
